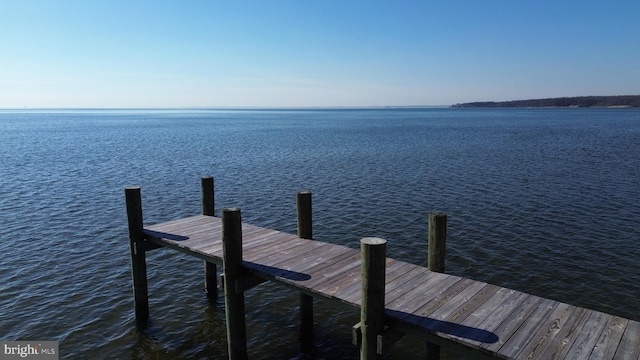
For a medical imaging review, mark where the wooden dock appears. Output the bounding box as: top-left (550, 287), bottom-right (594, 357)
top-left (125, 179), bottom-right (639, 359)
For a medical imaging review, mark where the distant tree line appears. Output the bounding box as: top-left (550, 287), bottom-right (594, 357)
top-left (451, 95), bottom-right (640, 108)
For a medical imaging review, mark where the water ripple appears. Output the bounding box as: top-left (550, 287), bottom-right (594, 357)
top-left (1, 109), bottom-right (639, 359)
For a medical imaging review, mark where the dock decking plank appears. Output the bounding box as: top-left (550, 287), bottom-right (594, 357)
top-left (418, 281), bottom-right (492, 330)
top-left (376, 265), bottom-right (434, 305)
top-left (241, 229), bottom-right (296, 253)
top-left (513, 302), bottom-right (576, 359)
top-left (498, 299), bottom-right (560, 358)
top-left (589, 316), bottom-right (629, 360)
top-left (564, 311), bottom-right (611, 360)
top-left (443, 283), bottom-right (501, 327)
top-left (145, 215), bottom-right (211, 233)
top-left (297, 252), bottom-right (362, 291)
top-left (480, 294), bottom-right (545, 353)
top-left (268, 243), bottom-right (353, 272)
top-left (318, 258), bottom-right (399, 299)
top-left (614, 320), bottom-right (640, 360)
top-left (404, 277), bottom-right (476, 323)
top-left (331, 259), bottom-right (412, 302)
top-left (442, 287), bottom-right (515, 345)
top-left (539, 307), bottom-right (592, 359)
top-left (243, 237), bottom-right (320, 264)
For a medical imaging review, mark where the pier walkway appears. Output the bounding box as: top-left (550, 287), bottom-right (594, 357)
top-left (125, 180), bottom-right (639, 359)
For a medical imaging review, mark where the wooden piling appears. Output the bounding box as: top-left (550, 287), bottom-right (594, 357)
top-left (221, 208), bottom-right (248, 360)
top-left (360, 237), bottom-right (387, 360)
top-left (125, 187), bottom-right (149, 327)
top-left (296, 191), bottom-right (314, 354)
top-left (202, 176), bottom-right (217, 301)
top-left (428, 212), bottom-right (447, 273)
top-left (426, 212), bottom-right (447, 359)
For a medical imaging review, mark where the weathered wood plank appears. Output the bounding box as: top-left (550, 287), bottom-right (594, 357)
top-left (497, 298), bottom-right (559, 358)
top-left (241, 226), bottom-right (283, 241)
top-left (173, 229), bottom-right (223, 249)
top-left (614, 320), bottom-right (640, 360)
top-left (189, 237), bottom-right (224, 253)
top-left (371, 265), bottom-right (433, 305)
top-left (260, 243), bottom-right (354, 274)
top-left (149, 220), bottom-right (221, 240)
top-left (479, 294), bottom-right (544, 353)
top-left (145, 215), bottom-right (211, 232)
top-left (513, 302), bottom-right (576, 359)
top-left (192, 222), bottom-right (284, 261)
top-left (441, 287), bottom-right (515, 345)
top-left (326, 259), bottom-right (403, 299)
top-left (411, 283), bottom-right (501, 350)
top-left (243, 236), bottom-right (323, 264)
top-left (242, 247), bottom-right (360, 304)
top-left (332, 259), bottom-right (412, 303)
top-left (240, 229), bottom-right (294, 253)
top-left (442, 283), bottom-right (501, 327)
top-left (589, 316), bottom-right (629, 360)
top-left (144, 216), bottom-right (222, 245)
top-left (418, 281), bottom-right (493, 329)
top-left (315, 258), bottom-right (397, 296)
top-left (145, 227), bottom-right (219, 249)
top-left (402, 278), bottom-right (476, 323)
top-left (148, 222), bottom-right (297, 263)
top-left (148, 230), bottom-right (216, 251)
top-left (564, 311), bottom-right (612, 360)
top-left (298, 252), bottom-right (362, 291)
top-left (538, 306), bottom-right (592, 359)
top-left (242, 237), bottom-right (315, 263)
top-left (386, 273), bottom-right (462, 320)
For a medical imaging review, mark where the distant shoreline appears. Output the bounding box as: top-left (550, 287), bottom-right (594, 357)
top-left (451, 95), bottom-right (640, 108)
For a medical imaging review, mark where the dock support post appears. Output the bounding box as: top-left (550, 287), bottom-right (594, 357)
top-left (222, 208), bottom-right (248, 360)
top-left (360, 237), bottom-right (387, 360)
top-left (125, 187), bottom-right (149, 328)
top-left (296, 191), bottom-right (314, 355)
top-left (202, 176), bottom-right (217, 301)
top-left (426, 212), bottom-right (447, 360)
top-left (428, 212), bottom-right (447, 273)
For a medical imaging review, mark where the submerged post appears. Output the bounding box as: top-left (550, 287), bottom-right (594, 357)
top-left (296, 191), bottom-right (314, 354)
top-left (202, 176), bottom-right (217, 301)
top-left (125, 187), bottom-right (149, 327)
top-left (360, 237), bottom-right (387, 360)
top-left (426, 212), bottom-right (447, 359)
top-left (222, 208), bottom-right (248, 360)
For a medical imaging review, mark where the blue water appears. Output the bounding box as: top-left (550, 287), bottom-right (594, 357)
top-left (1, 108), bottom-right (639, 359)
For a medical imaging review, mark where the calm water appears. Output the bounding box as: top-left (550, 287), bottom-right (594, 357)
top-left (1, 108), bottom-right (639, 359)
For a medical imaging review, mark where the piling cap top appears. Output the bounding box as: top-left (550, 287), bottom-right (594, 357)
top-left (360, 237), bottom-right (387, 245)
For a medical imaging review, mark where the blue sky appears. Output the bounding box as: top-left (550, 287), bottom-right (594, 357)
top-left (1, 0), bottom-right (639, 108)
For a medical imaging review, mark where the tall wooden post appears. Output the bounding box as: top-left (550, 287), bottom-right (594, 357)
top-left (202, 176), bottom-right (217, 301)
top-left (296, 191), bottom-right (314, 354)
top-left (125, 187), bottom-right (149, 327)
top-left (222, 208), bottom-right (248, 360)
top-left (360, 237), bottom-right (387, 360)
top-left (426, 212), bottom-right (447, 359)
top-left (428, 212), bottom-right (447, 273)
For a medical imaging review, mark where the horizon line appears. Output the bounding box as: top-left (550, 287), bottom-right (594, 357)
top-left (0, 105), bottom-right (452, 111)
